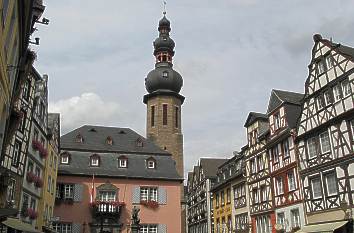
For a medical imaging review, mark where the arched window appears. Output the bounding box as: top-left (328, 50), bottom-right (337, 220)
top-left (75, 133), bottom-right (83, 143)
top-left (90, 154), bottom-right (100, 167)
top-left (106, 136), bottom-right (113, 145)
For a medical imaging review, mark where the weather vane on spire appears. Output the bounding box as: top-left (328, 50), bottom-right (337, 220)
top-left (163, 1), bottom-right (167, 15)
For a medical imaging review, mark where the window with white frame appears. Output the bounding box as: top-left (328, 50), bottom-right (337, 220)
top-left (325, 54), bottom-right (333, 70)
top-left (64, 184), bottom-right (74, 199)
top-left (90, 156), bottom-right (99, 166)
top-left (261, 186), bottom-right (267, 202)
top-left (288, 171), bottom-right (296, 191)
top-left (311, 177), bottom-right (322, 199)
top-left (99, 191), bottom-right (116, 201)
top-left (253, 189), bottom-right (259, 204)
top-left (307, 137), bottom-right (317, 159)
top-left (257, 155), bottom-right (264, 171)
top-left (274, 112), bottom-right (280, 130)
top-left (324, 90), bottom-right (333, 105)
top-left (272, 145), bottom-right (279, 162)
top-left (276, 177), bottom-right (284, 195)
top-left (317, 95), bottom-right (326, 110)
top-left (147, 159), bottom-right (156, 169)
top-left (317, 60), bottom-right (326, 74)
top-left (277, 212), bottom-right (285, 228)
top-left (333, 84), bottom-right (343, 102)
top-left (250, 159), bottom-right (256, 174)
top-left (140, 225), bottom-right (157, 233)
top-left (118, 157), bottom-right (127, 168)
top-left (291, 209), bottom-right (300, 228)
top-left (12, 140), bottom-right (21, 167)
top-left (319, 131), bottom-right (331, 153)
top-left (283, 139), bottom-right (290, 158)
top-left (140, 187), bottom-right (158, 202)
top-left (342, 79), bottom-right (352, 97)
top-left (325, 172), bottom-right (337, 196)
top-left (61, 223), bottom-right (72, 233)
top-left (61, 154), bottom-right (69, 164)
top-left (6, 179), bottom-right (15, 202)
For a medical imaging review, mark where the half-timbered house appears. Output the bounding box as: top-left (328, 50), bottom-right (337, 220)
top-left (266, 90), bottom-right (305, 232)
top-left (187, 158), bottom-right (228, 233)
top-left (296, 34), bottom-right (354, 233)
top-left (244, 112), bottom-right (275, 233)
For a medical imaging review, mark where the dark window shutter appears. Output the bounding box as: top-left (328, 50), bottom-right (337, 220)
top-left (73, 184), bottom-right (83, 202)
top-left (72, 223), bottom-right (81, 233)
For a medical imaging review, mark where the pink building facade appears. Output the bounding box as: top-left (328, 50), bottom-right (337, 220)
top-left (53, 125), bottom-right (182, 233)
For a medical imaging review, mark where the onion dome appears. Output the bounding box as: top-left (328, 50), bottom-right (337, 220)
top-left (153, 36), bottom-right (175, 56)
top-left (158, 16), bottom-right (170, 31)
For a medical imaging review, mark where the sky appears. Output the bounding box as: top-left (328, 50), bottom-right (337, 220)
top-left (31, 0), bottom-right (354, 178)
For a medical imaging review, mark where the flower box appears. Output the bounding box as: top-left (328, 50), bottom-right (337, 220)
top-left (90, 200), bottom-right (125, 207)
top-left (140, 200), bottom-right (159, 209)
top-left (26, 172), bottom-right (36, 183)
top-left (27, 208), bottom-right (38, 219)
top-left (32, 140), bottom-right (48, 159)
top-left (34, 176), bottom-right (43, 188)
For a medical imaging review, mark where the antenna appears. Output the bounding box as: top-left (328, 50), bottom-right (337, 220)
top-left (163, 1), bottom-right (167, 15)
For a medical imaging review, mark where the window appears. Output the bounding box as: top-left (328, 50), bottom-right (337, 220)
top-left (253, 189), bottom-right (259, 204)
top-left (162, 104), bottom-right (168, 125)
top-left (342, 79), bottom-right (352, 97)
top-left (50, 151), bottom-right (53, 167)
top-left (47, 176), bottom-right (51, 192)
top-left (90, 155), bottom-right (99, 166)
top-left (272, 145), bottom-right (279, 162)
top-left (274, 113), bottom-right (280, 130)
top-left (226, 188), bottom-right (231, 203)
top-left (6, 179), bottom-right (15, 202)
top-left (276, 177), bottom-right (284, 195)
top-left (75, 133), bottom-right (83, 143)
top-left (307, 137), bottom-right (317, 159)
top-left (311, 177), bottom-right (322, 199)
top-left (22, 194), bottom-right (29, 212)
top-left (277, 212), bottom-right (285, 228)
top-left (61, 154), bottom-right (69, 164)
top-left (162, 71), bottom-right (168, 78)
top-left (175, 106), bottom-right (179, 128)
top-left (12, 140), bottom-right (21, 167)
top-left (283, 139), bottom-right (290, 158)
top-left (147, 159), bottom-right (155, 169)
top-left (51, 179), bottom-right (54, 195)
top-left (61, 223), bottom-right (72, 233)
top-left (257, 155), bottom-right (264, 171)
top-left (140, 187), bottom-right (157, 202)
top-left (256, 216), bottom-right (270, 233)
top-left (64, 184), bottom-right (74, 199)
top-left (288, 171), bottom-right (296, 191)
top-left (22, 79), bottom-right (30, 100)
top-left (261, 186), bottom-right (267, 202)
top-left (325, 173), bottom-right (337, 196)
top-left (140, 225), bottom-right (158, 233)
top-left (118, 157), bottom-right (127, 168)
top-left (317, 94), bottom-right (326, 110)
top-left (291, 209), bottom-right (300, 228)
top-left (99, 191), bottom-right (116, 201)
top-left (20, 109), bottom-right (26, 132)
top-left (151, 106), bottom-right (155, 127)
top-left (319, 131), bottom-right (331, 153)
top-left (333, 84), bottom-right (343, 102)
top-left (324, 90), bottom-right (333, 105)
top-left (30, 198), bottom-right (36, 210)
top-left (325, 54), bottom-right (333, 69)
top-left (250, 159), bottom-right (256, 174)
top-left (27, 160), bottom-right (33, 172)
top-left (317, 60), bottom-right (326, 74)
top-left (221, 191), bottom-right (225, 206)
top-left (106, 136), bottom-right (113, 145)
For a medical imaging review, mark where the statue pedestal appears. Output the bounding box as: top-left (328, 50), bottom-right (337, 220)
top-left (130, 224), bottom-right (140, 233)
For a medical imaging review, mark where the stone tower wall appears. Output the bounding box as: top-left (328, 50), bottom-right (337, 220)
top-left (146, 95), bottom-right (184, 177)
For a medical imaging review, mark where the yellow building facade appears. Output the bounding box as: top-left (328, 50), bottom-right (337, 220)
top-left (213, 184), bottom-right (233, 233)
top-left (37, 113), bottom-right (60, 232)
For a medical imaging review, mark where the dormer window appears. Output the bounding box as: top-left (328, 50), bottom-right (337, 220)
top-left (136, 138), bottom-right (144, 147)
top-left (60, 153), bottom-right (70, 164)
top-left (147, 158), bottom-right (156, 169)
top-left (118, 156), bottom-right (128, 168)
top-left (75, 133), bottom-right (83, 143)
top-left (274, 112), bottom-right (280, 130)
top-left (90, 154), bottom-right (100, 167)
top-left (106, 136), bottom-right (113, 145)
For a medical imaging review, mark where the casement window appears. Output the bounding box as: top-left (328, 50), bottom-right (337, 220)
top-left (140, 225), bottom-right (158, 233)
top-left (27, 160), bottom-right (34, 172)
top-left (283, 139), bottom-right (290, 158)
top-left (317, 60), bottom-right (326, 74)
top-left (325, 54), bottom-right (334, 69)
top-left (311, 177), bottom-right (322, 199)
top-left (253, 189), bottom-right (259, 204)
top-left (257, 155), bottom-right (264, 171)
top-left (342, 79), bottom-right (352, 97)
top-left (277, 212), bottom-right (285, 227)
top-left (90, 155), bottom-right (100, 166)
top-left (276, 177), bottom-right (284, 195)
top-left (150, 106), bottom-right (155, 127)
top-left (99, 191), bottom-right (116, 201)
top-left (325, 173), bottom-right (337, 196)
top-left (61, 223), bottom-right (72, 233)
top-left (175, 106), bottom-right (179, 128)
top-left (12, 140), bottom-right (21, 167)
top-left (22, 79), bottom-right (30, 100)
top-left (140, 187), bottom-right (158, 202)
top-left (272, 145), bottom-right (279, 162)
top-left (274, 112), bottom-right (280, 130)
top-left (324, 90), bottom-right (333, 105)
top-left (6, 179), bottom-right (15, 202)
top-left (20, 109), bottom-right (26, 132)
top-left (287, 171), bottom-right (296, 191)
top-left (51, 179), bottom-right (54, 195)
top-left (221, 191), bottom-right (225, 206)
top-left (317, 94), bottom-right (326, 110)
top-left (118, 157), bottom-right (127, 168)
top-left (250, 159), bottom-right (256, 174)
top-left (319, 131), bottom-right (331, 153)
top-left (256, 216), bottom-right (271, 233)
top-left (226, 188), bottom-right (231, 203)
top-left (34, 128), bottom-right (39, 141)
top-left (162, 104), bottom-right (168, 125)
top-left (333, 84), bottom-right (343, 102)
top-left (249, 129), bottom-right (258, 145)
top-left (291, 209), bottom-right (300, 228)
top-left (64, 184), bottom-right (74, 199)
top-left (261, 186), bottom-right (267, 202)
top-left (61, 154), bottom-right (69, 164)
top-left (147, 159), bottom-right (156, 169)
top-left (307, 137), bottom-right (318, 159)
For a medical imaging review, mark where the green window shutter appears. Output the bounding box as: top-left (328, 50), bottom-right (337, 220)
top-left (132, 186), bottom-right (140, 204)
top-left (73, 184), bottom-right (83, 202)
top-left (158, 187), bottom-right (167, 205)
top-left (158, 224), bottom-right (167, 233)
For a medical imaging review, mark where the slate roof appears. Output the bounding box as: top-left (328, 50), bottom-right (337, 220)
top-left (61, 125), bottom-right (169, 155)
top-left (58, 151), bottom-right (182, 181)
top-left (267, 89), bottom-right (304, 114)
top-left (327, 39), bottom-right (354, 59)
top-left (244, 112), bottom-right (267, 127)
top-left (200, 158), bottom-right (229, 178)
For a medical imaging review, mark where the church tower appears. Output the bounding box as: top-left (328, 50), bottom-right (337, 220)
top-left (143, 13), bottom-right (184, 177)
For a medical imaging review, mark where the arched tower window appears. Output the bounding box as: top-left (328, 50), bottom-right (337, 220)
top-left (151, 105), bottom-right (155, 127)
top-left (162, 104), bottom-right (168, 126)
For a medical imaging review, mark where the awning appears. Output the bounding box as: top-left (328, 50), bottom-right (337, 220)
top-left (2, 217), bottom-right (42, 233)
top-left (296, 220), bottom-right (348, 233)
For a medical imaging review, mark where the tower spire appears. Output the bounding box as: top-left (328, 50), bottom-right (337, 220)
top-left (163, 1), bottom-right (167, 15)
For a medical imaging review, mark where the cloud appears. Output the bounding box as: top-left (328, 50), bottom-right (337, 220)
top-left (49, 93), bottom-right (123, 134)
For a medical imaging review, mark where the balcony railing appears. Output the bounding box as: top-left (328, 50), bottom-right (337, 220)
top-left (90, 201), bottom-right (125, 217)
